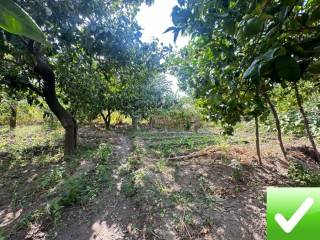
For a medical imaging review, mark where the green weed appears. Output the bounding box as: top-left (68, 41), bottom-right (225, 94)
top-left (15, 209), bottom-right (45, 231)
top-left (288, 162), bottom-right (320, 186)
top-left (229, 160), bottom-right (243, 182)
top-left (97, 143), bottom-right (112, 162)
top-left (39, 165), bottom-right (65, 190)
top-left (58, 175), bottom-right (98, 206)
top-left (119, 154), bottom-right (142, 176)
top-left (170, 191), bottom-right (194, 205)
top-left (153, 159), bottom-right (167, 173)
top-left (147, 134), bottom-right (218, 157)
top-left (121, 173), bottom-right (137, 197)
top-left (48, 199), bottom-right (63, 225)
top-left (172, 209), bottom-right (194, 227)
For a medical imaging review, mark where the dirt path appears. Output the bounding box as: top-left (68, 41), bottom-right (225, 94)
top-left (98, 131), bottom-right (300, 240)
top-left (55, 134), bottom-right (138, 240)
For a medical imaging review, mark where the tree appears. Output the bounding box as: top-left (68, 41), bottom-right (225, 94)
top-left (118, 73), bottom-right (175, 130)
top-left (54, 36), bottom-right (168, 130)
top-left (0, 0), bottom-right (154, 155)
top-left (0, 0), bottom-right (45, 131)
top-left (168, 35), bottom-right (267, 163)
top-left (116, 42), bottom-right (172, 129)
top-left (167, 0), bottom-right (320, 162)
top-left (0, 89), bottom-right (17, 130)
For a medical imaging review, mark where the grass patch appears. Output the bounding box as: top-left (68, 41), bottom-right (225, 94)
top-left (0, 125), bottom-right (64, 170)
top-left (148, 135), bottom-right (218, 157)
top-left (0, 125), bottom-right (117, 235)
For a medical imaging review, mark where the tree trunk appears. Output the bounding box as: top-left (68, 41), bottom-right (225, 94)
top-left (265, 94), bottom-right (288, 160)
top-left (106, 109), bottom-right (111, 129)
top-left (9, 103), bottom-right (17, 130)
top-left (101, 109), bottom-right (111, 130)
top-left (34, 56), bottom-right (77, 156)
top-left (132, 115), bottom-right (138, 130)
top-left (293, 83), bottom-right (320, 162)
top-left (255, 116), bottom-right (262, 165)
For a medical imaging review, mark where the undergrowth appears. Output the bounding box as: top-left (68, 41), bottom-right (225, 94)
top-left (288, 162), bottom-right (320, 186)
top-left (0, 125), bottom-right (114, 236)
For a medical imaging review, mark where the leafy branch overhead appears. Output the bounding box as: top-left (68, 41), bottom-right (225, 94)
top-left (0, 0), bottom-right (46, 44)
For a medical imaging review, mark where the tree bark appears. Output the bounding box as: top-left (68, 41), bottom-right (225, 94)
top-left (265, 94), bottom-right (288, 160)
top-left (255, 116), bottom-right (262, 165)
top-left (34, 56), bottom-right (77, 156)
top-left (9, 103), bottom-right (17, 130)
top-left (101, 109), bottom-right (111, 130)
top-left (293, 83), bottom-right (320, 162)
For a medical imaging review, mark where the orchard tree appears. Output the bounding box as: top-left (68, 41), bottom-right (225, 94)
top-left (0, 0), bottom-right (45, 129)
top-left (119, 73), bottom-right (175, 129)
top-left (55, 35), bottom-right (165, 130)
top-left (0, 0), bottom-right (154, 155)
top-left (169, 34), bottom-right (266, 164)
top-left (168, 0), bottom-right (320, 162)
top-left (56, 48), bottom-right (124, 129)
top-left (117, 42), bottom-right (172, 129)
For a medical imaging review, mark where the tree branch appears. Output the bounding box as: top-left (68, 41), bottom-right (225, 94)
top-left (24, 82), bottom-right (44, 96)
top-left (0, 78), bottom-right (43, 97)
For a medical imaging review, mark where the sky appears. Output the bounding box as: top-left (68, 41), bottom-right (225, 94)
top-left (137, 0), bottom-right (189, 48)
top-left (137, 1), bottom-right (189, 95)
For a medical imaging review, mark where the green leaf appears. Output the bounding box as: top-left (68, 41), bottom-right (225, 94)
top-left (281, 0), bottom-right (296, 6)
top-left (223, 19), bottom-right (237, 35)
top-left (171, 6), bottom-right (190, 26)
top-left (243, 59), bottom-right (260, 79)
top-left (309, 6), bottom-right (320, 23)
top-left (261, 48), bottom-right (279, 61)
top-left (163, 26), bottom-right (176, 34)
top-left (0, 0), bottom-right (46, 44)
top-left (309, 61), bottom-right (320, 74)
top-left (259, 60), bottom-right (273, 75)
top-left (244, 47), bottom-right (286, 79)
top-left (275, 55), bottom-right (301, 82)
top-left (261, 47), bottom-right (286, 62)
top-left (173, 29), bottom-right (180, 43)
top-left (243, 17), bottom-right (264, 37)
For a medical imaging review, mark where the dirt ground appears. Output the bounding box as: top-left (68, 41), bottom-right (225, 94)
top-left (0, 125), bottom-right (319, 240)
